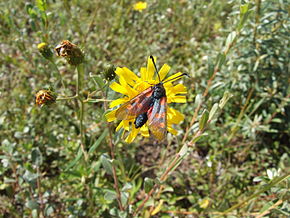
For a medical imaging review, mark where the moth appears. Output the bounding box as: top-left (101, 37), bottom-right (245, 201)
top-left (116, 56), bottom-right (187, 141)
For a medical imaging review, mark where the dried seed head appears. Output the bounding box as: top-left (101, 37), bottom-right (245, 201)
top-left (55, 40), bottom-right (84, 66)
top-left (37, 42), bottom-right (53, 60)
top-left (35, 90), bottom-right (57, 107)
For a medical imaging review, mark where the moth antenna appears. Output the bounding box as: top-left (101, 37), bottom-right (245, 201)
top-left (150, 55), bottom-right (161, 82)
top-left (163, 73), bottom-right (189, 84)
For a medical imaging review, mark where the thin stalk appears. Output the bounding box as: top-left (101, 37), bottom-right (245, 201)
top-left (36, 167), bottom-right (44, 217)
top-left (51, 60), bottom-right (66, 90)
top-left (76, 64), bottom-right (88, 161)
top-left (102, 84), bottom-right (124, 211)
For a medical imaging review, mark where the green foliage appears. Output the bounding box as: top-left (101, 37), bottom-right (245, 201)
top-left (0, 0), bottom-right (289, 217)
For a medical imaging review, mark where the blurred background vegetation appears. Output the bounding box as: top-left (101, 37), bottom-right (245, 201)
top-left (0, 0), bottom-right (289, 217)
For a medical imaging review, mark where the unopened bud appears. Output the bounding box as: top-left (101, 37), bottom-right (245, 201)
top-left (103, 65), bottom-right (116, 81)
top-left (55, 40), bottom-right (84, 66)
top-left (37, 42), bottom-right (53, 60)
top-left (35, 90), bottom-right (57, 107)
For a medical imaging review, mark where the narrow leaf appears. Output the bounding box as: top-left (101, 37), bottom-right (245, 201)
top-left (209, 103), bottom-right (219, 121)
top-left (89, 129), bottom-right (108, 154)
top-left (144, 177), bottom-right (154, 193)
top-left (101, 154), bottom-right (113, 175)
top-left (199, 110), bottom-right (209, 130)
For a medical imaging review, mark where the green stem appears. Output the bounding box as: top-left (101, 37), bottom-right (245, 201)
top-left (51, 60), bottom-right (66, 90)
top-left (221, 173), bottom-right (290, 215)
top-left (56, 95), bottom-right (78, 101)
top-left (76, 64), bottom-right (88, 161)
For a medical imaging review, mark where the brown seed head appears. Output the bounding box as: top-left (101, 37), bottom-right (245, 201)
top-left (55, 40), bottom-right (84, 65)
top-left (35, 90), bottom-right (56, 106)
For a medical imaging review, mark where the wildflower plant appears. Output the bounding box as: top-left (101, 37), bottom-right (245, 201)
top-left (106, 56), bottom-right (187, 143)
top-left (2, 0), bottom-right (289, 217)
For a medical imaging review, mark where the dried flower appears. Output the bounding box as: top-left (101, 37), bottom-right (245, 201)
top-left (37, 42), bottom-right (53, 60)
top-left (55, 40), bottom-right (84, 66)
top-left (35, 90), bottom-right (57, 106)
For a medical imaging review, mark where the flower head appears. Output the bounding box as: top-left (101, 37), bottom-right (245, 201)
top-left (133, 1), bottom-right (147, 12)
top-left (103, 65), bottom-right (116, 81)
top-left (106, 57), bottom-right (187, 143)
top-left (55, 40), bottom-right (84, 66)
top-left (37, 42), bottom-right (53, 60)
top-left (35, 89), bottom-right (57, 107)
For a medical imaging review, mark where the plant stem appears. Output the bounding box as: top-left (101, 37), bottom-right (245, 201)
top-left (102, 84), bottom-right (124, 211)
top-left (51, 60), bottom-right (66, 90)
top-left (76, 64), bottom-right (88, 161)
top-left (36, 167), bottom-right (44, 217)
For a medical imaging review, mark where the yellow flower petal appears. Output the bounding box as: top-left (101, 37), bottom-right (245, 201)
top-left (122, 120), bottom-right (131, 131)
top-left (116, 121), bottom-right (124, 131)
top-left (145, 56), bottom-right (155, 81)
top-left (163, 72), bottom-right (183, 83)
top-left (168, 126), bottom-right (178, 135)
top-left (116, 67), bottom-right (139, 86)
top-left (172, 84), bottom-right (187, 94)
top-left (140, 125), bottom-right (150, 137)
top-left (110, 82), bottom-right (128, 95)
top-left (168, 107), bottom-right (185, 124)
top-left (106, 110), bottom-right (117, 122)
top-left (125, 125), bottom-right (140, 143)
top-left (169, 95), bottom-right (187, 103)
top-left (110, 98), bottom-right (128, 108)
top-left (157, 64), bottom-right (171, 81)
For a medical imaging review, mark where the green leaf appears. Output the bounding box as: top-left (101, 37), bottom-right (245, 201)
top-left (194, 94), bottom-right (202, 107)
top-left (199, 110), bottom-right (209, 130)
top-left (238, 3), bottom-right (251, 30)
top-left (31, 148), bottom-right (43, 166)
top-left (65, 147), bottom-right (83, 171)
top-left (36, 0), bottom-right (47, 11)
top-left (122, 183), bottom-right (132, 191)
top-left (88, 129), bottom-right (108, 154)
top-left (178, 144), bottom-right (188, 156)
top-left (209, 103), bottom-right (219, 121)
top-left (219, 91), bottom-right (233, 109)
top-left (191, 133), bottom-right (207, 144)
top-left (104, 189), bottom-right (116, 201)
top-left (101, 154), bottom-right (113, 175)
top-left (144, 177), bottom-right (154, 193)
top-left (208, 57), bottom-right (215, 77)
top-left (25, 200), bottom-right (39, 210)
top-left (225, 31), bottom-right (237, 50)
top-left (121, 191), bottom-right (129, 206)
top-left (216, 53), bottom-right (226, 69)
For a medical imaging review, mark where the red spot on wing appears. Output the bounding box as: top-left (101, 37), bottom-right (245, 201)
top-left (148, 97), bottom-right (167, 141)
top-left (115, 87), bottom-right (153, 120)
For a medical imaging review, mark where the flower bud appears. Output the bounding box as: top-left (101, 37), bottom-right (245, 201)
top-left (35, 90), bottom-right (57, 107)
top-left (55, 40), bottom-right (84, 66)
top-left (103, 65), bottom-right (116, 81)
top-left (37, 42), bottom-right (53, 60)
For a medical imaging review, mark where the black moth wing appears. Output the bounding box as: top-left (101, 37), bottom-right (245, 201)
top-left (147, 95), bottom-right (167, 142)
top-left (115, 87), bottom-right (154, 120)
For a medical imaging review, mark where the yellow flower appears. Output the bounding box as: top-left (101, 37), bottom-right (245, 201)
top-left (106, 57), bottom-right (187, 143)
top-left (133, 1), bottom-right (147, 12)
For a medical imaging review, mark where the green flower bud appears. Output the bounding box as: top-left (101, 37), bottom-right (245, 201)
top-left (103, 65), bottom-right (116, 81)
top-left (37, 42), bottom-right (53, 60)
